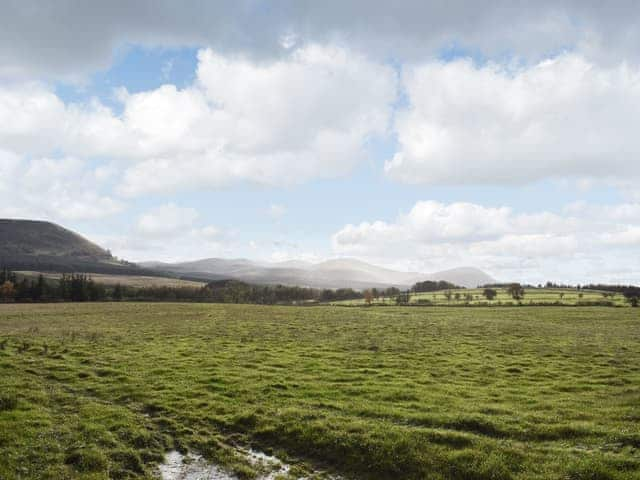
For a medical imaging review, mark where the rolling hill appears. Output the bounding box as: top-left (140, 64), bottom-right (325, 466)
top-left (0, 219), bottom-right (145, 274)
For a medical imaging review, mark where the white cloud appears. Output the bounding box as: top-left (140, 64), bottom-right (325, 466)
top-left (0, 150), bottom-right (123, 221)
top-left (332, 200), bottom-right (640, 284)
top-left (387, 54), bottom-right (640, 185)
top-left (599, 226), bottom-right (640, 247)
top-left (119, 46), bottom-right (396, 194)
top-left (0, 45), bottom-right (396, 195)
top-left (0, 83), bottom-right (129, 157)
top-left (97, 204), bottom-right (228, 262)
top-left (136, 203), bottom-right (199, 237)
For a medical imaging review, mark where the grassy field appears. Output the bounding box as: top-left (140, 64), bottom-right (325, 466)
top-left (16, 271), bottom-right (206, 289)
top-left (1, 303), bottom-right (639, 479)
top-left (335, 288), bottom-right (627, 307)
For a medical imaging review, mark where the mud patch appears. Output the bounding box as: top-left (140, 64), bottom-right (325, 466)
top-left (158, 448), bottom-right (291, 480)
top-left (159, 450), bottom-right (230, 479)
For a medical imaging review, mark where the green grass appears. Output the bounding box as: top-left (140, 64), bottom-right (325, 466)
top-left (335, 288), bottom-right (627, 307)
top-left (1, 303), bottom-right (639, 479)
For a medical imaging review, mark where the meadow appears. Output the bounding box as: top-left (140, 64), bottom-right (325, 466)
top-left (335, 288), bottom-right (627, 307)
top-left (1, 303), bottom-right (639, 479)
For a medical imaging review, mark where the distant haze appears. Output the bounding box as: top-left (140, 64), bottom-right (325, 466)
top-left (141, 258), bottom-right (495, 290)
top-left (0, 218), bottom-right (495, 289)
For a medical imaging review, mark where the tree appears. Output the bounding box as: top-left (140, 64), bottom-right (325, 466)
top-left (396, 290), bottom-right (411, 305)
top-left (454, 292), bottom-right (461, 301)
top-left (0, 281), bottom-right (15, 302)
top-left (364, 290), bottom-right (373, 306)
top-left (444, 290), bottom-right (453, 302)
top-left (483, 288), bottom-right (497, 300)
top-left (113, 283), bottom-right (123, 301)
top-left (506, 283), bottom-right (525, 300)
top-left (33, 274), bottom-right (45, 301)
top-left (623, 287), bottom-right (640, 307)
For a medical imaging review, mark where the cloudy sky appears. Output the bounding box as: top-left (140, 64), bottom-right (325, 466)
top-left (1, 1), bottom-right (639, 284)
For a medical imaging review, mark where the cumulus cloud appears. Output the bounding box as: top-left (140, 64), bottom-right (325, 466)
top-left (119, 46), bottom-right (395, 194)
top-left (332, 200), bottom-right (640, 284)
top-left (387, 54), bottom-right (640, 185)
top-left (0, 150), bottom-right (123, 221)
top-left (0, 45), bottom-right (396, 195)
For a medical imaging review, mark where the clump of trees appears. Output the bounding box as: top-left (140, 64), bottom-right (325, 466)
top-left (412, 280), bottom-right (459, 293)
top-left (506, 283), bottom-right (525, 300)
top-left (483, 288), bottom-right (498, 300)
top-left (0, 268), bottom-right (367, 305)
top-left (583, 284), bottom-right (639, 307)
top-left (395, 291), bottom-right (411, 305)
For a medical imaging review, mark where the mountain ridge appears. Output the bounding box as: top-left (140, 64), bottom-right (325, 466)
top-left (142, 257), bottom-right (495, 289)
top-left (0, 219), bottom-right (496, 288)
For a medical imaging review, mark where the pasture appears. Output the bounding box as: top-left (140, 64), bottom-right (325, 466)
top-left (335, 288), bottom-right (627, 307)
top-left (1, 303), bottom-right (639, 479)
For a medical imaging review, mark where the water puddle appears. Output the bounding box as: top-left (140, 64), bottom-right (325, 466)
top-left (158, 448), bottom-right (291, 480)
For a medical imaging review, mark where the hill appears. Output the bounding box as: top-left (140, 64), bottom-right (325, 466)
top-left (0, 219), bottom-right (144, 274)
top-left (0, 219), bottom-right (495, 288)
top-left (144, 257), bottom-right (495, 289)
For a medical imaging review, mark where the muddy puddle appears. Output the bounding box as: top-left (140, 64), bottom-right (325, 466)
top-left (158, 448), bottom-right (291, 480)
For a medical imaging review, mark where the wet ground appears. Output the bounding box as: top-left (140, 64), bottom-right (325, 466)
top-left (158, 448), bottom-right (291, 480)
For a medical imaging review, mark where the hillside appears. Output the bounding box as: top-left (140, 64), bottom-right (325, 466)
top-left (144, 257), bottom-right (495, 289)
top-left (0, 219), bottom-right (144, 274)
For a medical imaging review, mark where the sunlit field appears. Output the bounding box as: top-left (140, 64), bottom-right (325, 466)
top-left (1, 303), bottom-right (639, 479)
top-left (334, 288), bottom-right (628, 307)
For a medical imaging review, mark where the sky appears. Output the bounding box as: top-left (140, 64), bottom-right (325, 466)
top-left (1, 1), bottom-right (639, 284)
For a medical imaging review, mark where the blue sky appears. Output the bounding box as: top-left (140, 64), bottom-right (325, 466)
top-left (1, 1), bottom-right (639, 284)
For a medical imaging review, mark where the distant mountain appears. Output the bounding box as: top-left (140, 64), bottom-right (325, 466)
top-left (0, 219), bottom-right (145, 274)
top-left (421, 267), bottom-right (495, 289)
top-left (144, 257), bottom-right (495, 290)
top-left (0, 219), bottom-right (496, 288)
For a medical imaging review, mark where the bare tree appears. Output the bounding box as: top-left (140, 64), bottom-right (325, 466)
top-left (364, 290), bottom-right (373, 306)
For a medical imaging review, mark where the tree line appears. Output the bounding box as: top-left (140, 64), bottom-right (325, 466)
top-left (0, 268), bottom-right (365, 304)
top-left (0, 268), bottom-right (638, 306)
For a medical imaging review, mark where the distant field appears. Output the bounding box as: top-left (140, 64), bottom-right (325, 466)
top-left (16, 271), bottom-right (205, 288)
top-left (1, 303), bottom-right (639, 479)
top-left (335, 287), bottom-right (628, 307)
